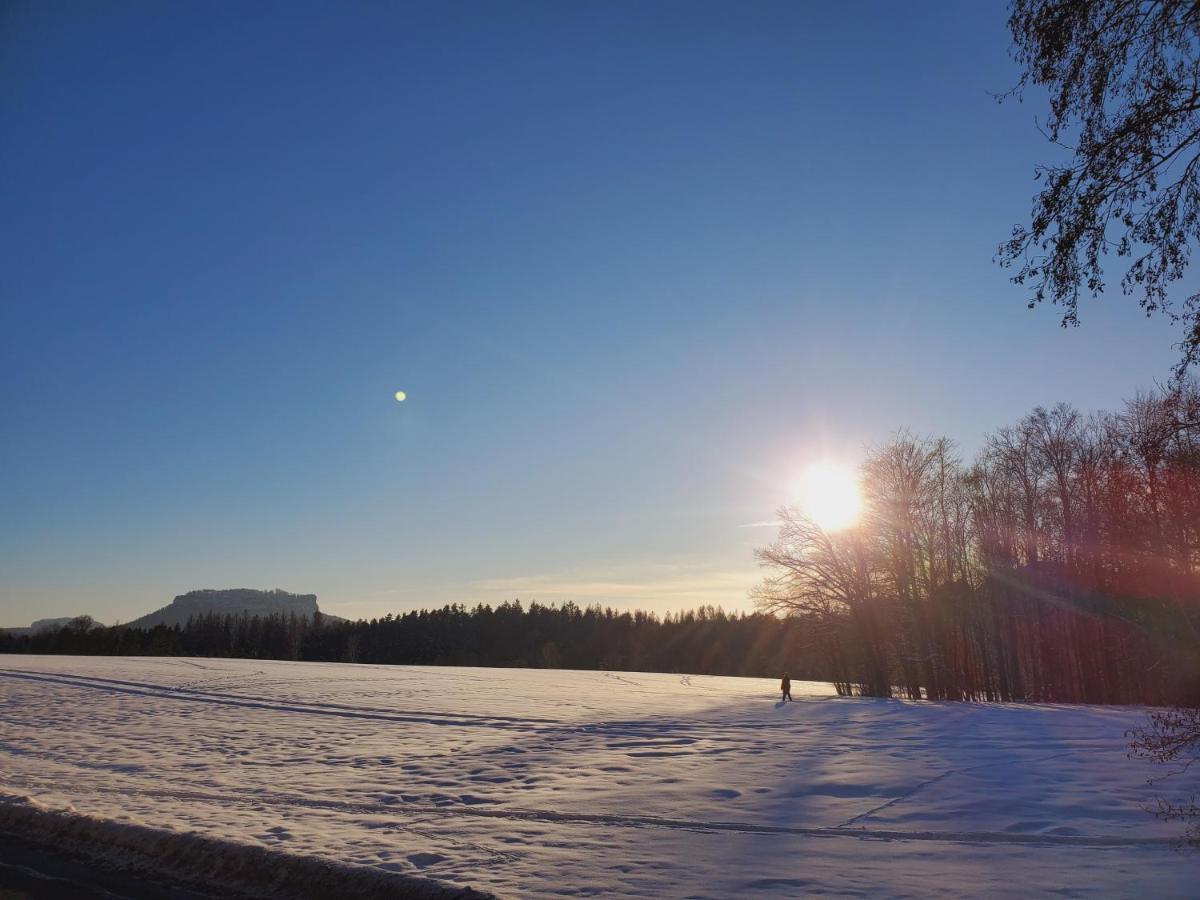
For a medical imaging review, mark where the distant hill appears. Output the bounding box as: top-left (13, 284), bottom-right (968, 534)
top-left (1, 616), bottom-right (102, 636)
top-left (125, 589), bottom-right (341, 629)
top-left (32, 617), bottom-right (86, 633)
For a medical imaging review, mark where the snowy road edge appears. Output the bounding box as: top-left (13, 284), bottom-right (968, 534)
top-left (0, 792), bottom-right (498, 900)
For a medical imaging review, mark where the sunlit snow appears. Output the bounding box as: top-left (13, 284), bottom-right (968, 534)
top-left (0, 656), bottom-right (1195, 897)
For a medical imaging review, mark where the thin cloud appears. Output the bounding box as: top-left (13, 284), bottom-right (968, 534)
top-left (472, 564), bottom-right (758, 610)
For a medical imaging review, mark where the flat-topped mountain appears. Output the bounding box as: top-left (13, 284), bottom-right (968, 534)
top-left (125, 588), bottom-right (330, 629)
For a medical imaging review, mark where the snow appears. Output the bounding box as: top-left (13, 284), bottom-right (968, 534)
top-left (0, 655), bottom-right (1195, 898)
top-left (0, 791), bottom-right (486, 899)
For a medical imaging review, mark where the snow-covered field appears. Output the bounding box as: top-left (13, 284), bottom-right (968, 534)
top-left (0, 655), bottom-right (1195, 898)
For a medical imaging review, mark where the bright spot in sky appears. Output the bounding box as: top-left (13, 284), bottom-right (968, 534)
top-left (797, 462), bottom-right (862, 532)
top-left (394, 391), bottom-right (407, 402)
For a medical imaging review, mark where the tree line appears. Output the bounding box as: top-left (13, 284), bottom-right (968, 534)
top-left (754, 383), bottom-right (1200, 705)
top-left (0, 603), bottom-right (827, 680)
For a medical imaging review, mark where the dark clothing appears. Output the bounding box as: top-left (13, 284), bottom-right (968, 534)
top-left (781, 676), bottom-right (792, 702)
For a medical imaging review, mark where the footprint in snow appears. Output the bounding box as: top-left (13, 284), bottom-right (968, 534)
top-left (458, 793), bottom-right (495, 805)
top-left (406, 852), bottom-right (448, 869)
top-left (1004, 820), bottom-right (1053, 833)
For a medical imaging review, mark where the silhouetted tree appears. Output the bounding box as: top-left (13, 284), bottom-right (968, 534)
top-left (755, 383), bottom-right (1200, 704)
top-left (1001, 0), bottom-right (1200, 372)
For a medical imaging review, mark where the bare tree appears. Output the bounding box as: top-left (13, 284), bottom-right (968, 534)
top-left (1129, 707), bottom-right (1200, 846)
top-left (754, 383), bottom-right (1200, 706)
top-left (1001, 0), bottom-right (1200, 373)
top-left (753, 508), bottom-right (890, 696)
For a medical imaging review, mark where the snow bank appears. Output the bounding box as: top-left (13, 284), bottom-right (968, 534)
top-left (0, 792), bottom-right (495, 899)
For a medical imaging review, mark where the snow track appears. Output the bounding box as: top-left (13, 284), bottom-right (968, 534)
top-left (0, 669), bottom-right (557, 730)
top-left (1, 656), bottom-right (1196, 897)
top-left (1, 776), bottom-right (1175, 849)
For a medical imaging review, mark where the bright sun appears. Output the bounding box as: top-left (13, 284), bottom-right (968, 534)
top-left (797, 461), bottom-right (862, 532)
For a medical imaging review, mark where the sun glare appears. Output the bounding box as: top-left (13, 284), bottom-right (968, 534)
top-left (797, 462), bottom-right (862, 532)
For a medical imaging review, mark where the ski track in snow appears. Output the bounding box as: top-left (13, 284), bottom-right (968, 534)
top-left (0, 656), bottom-right (1196, 898)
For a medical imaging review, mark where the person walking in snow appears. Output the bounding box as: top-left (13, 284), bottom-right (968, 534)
top-left (780, 672), bottom-right (792, 702)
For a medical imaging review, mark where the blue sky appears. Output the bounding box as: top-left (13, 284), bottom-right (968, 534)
top-left (0, 1), bottom-right (1181, 625)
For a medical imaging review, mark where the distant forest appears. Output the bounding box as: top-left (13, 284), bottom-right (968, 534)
top-left (0, 604), bottom-right (821, 680)
top-left (7, 383), bottom-right (1200, 708)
